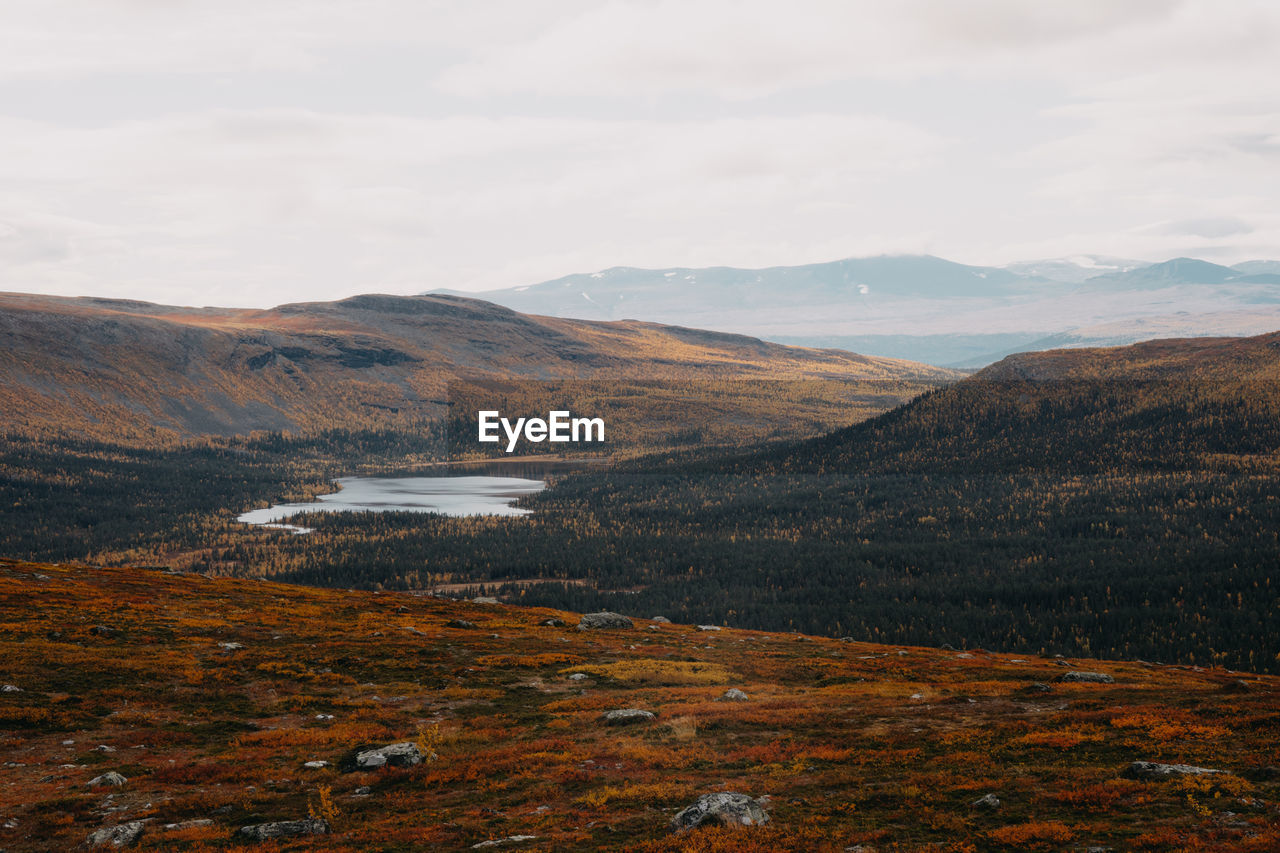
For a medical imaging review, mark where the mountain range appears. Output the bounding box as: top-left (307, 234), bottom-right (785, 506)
top-left (0, 291), bottom-right (953, 443)
top-left (432, 255), bottom-right (1280, 367)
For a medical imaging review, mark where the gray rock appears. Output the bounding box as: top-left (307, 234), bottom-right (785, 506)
top-left (1125, 761), bottom-right (1223, 780)
top-left (651, 616), bottom-right (671, 623)
top-left (540, 618), bottom-right (566, 627)
top-left (87, 820), bottom-right (145, 848)
top-left (600, 708), bottom-right (655, 725)
top-left (696, 625), bottom-right (721, 632)
top-left (446, 619), bottom-right (478, 629)
top-left (303, 760), bottom-right (329, 769)
top-left (237, 818), bottom-right (329, 840)
top-left (472, 596), bottom-right (499, 604)
top-left (1057, 671), bottom-right (1114, 684)
top-left (472, 835), bottom-right (539, 848)
top-left (88, 771), bottom-right (127, 787)
top-left (721, 688), bottom-right (749, 702)
top-left (93, 745), bottom-right (117, 753)
top-left (567, 673), bottom-right (589, 681)
top-left (970, 793), bottom-right (1001, 809)
top-left (577, 611), bottom-right (633, 630)
top-left (355, 742), bottom-right (423, 769)
top-left (671, 792), bottom-right (769, 831)
top-left (162, 819), bottom-right (213, 830)
top-left (89, 625), bottom-right (115, 637)
top-left (1, 684), bottom-right (21, 692)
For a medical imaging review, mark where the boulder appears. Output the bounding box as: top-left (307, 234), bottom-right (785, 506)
top-left (217, 642), bottom-right (244, 651)
top-left (651, 616), bottom-right (671, 624)
top-left (89, 625), bottom-right (115, 637)
top-left (88, 771), bottom-right (127, 787)
top-left (577, 612), bottom-right (633, 630)
top-left (696, 625), bottom-right (721, 632)
top-left (87, 820), bottom-right (146, 848)
top-left (721, 688), bottom-right (749, 702)
top-left (472, 835), bottom-right (539, 848)
top-left (670, 792), bottom-right (769, 831)
top-left (237, 818), bottom-right (330, 841)
top-left (567, 673), bottom-right (589, 681)
top-left (1, 684), bottom-right (21, 693)
top-left (303, 760), bottom-right (329, 769)
top-left (1057, 671), bottom-right (1114, 684)
top-left (472, 596), bottom-right (500, 604)
top-left (446, 619), bottom-right (478, 629)
top-left (1125, 761), bottom-right (1223, 780)
top-left (970, 793), bottom-right (1001, 809)
top-left (540, 618), bottom-right (566, 627)
top-left (600, 708), bottom-right (655, 725)
top-left (355, 742), bottom-right (423, 769)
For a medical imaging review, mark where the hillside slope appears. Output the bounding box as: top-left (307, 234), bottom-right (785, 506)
top-left (1, 559), bottom-right (1276, 852)
top-left (0, 291), bottom-right (953, 442)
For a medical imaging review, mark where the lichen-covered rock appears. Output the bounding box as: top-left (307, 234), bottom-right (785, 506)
top-left (600, 708), bottom-right (655, 725)
top-left (355, 742), bottom-right (423, 769)
top-left (87, 820), bottom-right (145, 848)
top-left (970, 793), bottom-right (1001, 809)
top-left (696, 625), bottom-right (721, 632)
top-left (237, 818), bottom-right (329, 840)
top-left (1057, 671), bottom-right (1115, 684)
top-left (651, 616), bottom-right (671, 623)
top-left (540, 618), bottom-right (566, 627)
top-left (670, 792), bottom-right (769, 831)
top-left (1125, 761), bottom-right (1223, 780)
top-left (721, 688), bottom-right (749, 702)
top-left (577, 612), bottom-right (633, 630)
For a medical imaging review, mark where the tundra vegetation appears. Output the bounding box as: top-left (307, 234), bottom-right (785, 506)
top-left (1, 559), bottom-right (1277, 851)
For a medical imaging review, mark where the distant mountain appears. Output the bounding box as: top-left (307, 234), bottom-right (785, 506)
top-left (433, 254), bottom-right (1280, 367)
top-left (1001, 254), bottom-right (1149, 283)
top-left (0, 291), bottom-right (953, 441)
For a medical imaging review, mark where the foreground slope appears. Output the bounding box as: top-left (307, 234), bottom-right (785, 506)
top-left (0, 291), bottom-right (952, 442)
top-left (1, 559), bottom-right (1277, 852)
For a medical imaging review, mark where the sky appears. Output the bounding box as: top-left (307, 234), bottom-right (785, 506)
top-left (1, 0), bottom-right (1278, 307)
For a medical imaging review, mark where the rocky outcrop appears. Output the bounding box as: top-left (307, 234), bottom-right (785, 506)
top-left (237, 818), bottom-right (330, 840)
top-left (1057, 671), bottom-right (1115, 684)
top-left (355, 742), bottom-right (423, 769)
top-left (721, 688), bottom-right (749, 702)
top-left (88, 771), bottom-right (127, 787)
top-left (670, 792), bottom-right (769, 831)
top-left (1125, 761), bottom-right (1223, 780)
top-left (577, 612), bottom-right (633, 630)
top-left (87, 821), bottom-right (145, 848)
top-left (600, 708), bottom-right (655, 725)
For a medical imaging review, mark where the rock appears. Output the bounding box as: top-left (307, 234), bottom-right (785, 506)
top-left (87, 820), bottom-right (146, 848)
top-left (721, 688), bottom-right (749, 702)
top-left (651, 616), bottom-right (671, 623)
top-left (1, 684), bottom-right (21, 692)
top-left (217, 642), bottom-right (244, 651)
top-left (567, 673), bottom-right (589, 681)
top-left (539, 618), bottom-right (566, 627)
top-left (93, 744), bottom-right (116, 752)
top-left (396, 605), bottom-right (410, 613)
top-left (1025, 682), bottom-right (1053, 693)
top-left (670, 792), bottom-right (769, 831)
top-left (446, 619), bottom-right (478, 629)
top-left (472, 835), bottom-right (539, 848)
top-left (88, 771), bottom-right (128, 787)
top-left (354, 786), bottom-right (372, 795)
top-left (472, 596), bottom-right (499, 604)
top-left (696, 625), bottom-right (721, 632)
top-left (600, 708), bottom-right (655, 725)
top-left (315, 713), bottom-right (335, 721)
top-left (940, 643), bottom-right (958, 651)
top-left (237, 818), bottom-right (330, 840)
top-left (1057, 671), bottom-right (1114, 684)
top-left (355, 742), bottom-right (423, 769)
top-left (162, 819), bottom-right (213, 830)
top-left (1125, 761), bottom-right (1223, 780)
top-left (89, 625), bottom-right (115, 637)
top-left (577, 611), bottom-right (633, 630)
top-left (303, 760), bottom-right (329, 769)
top-left (970, 793), bottom-right (1001, 809)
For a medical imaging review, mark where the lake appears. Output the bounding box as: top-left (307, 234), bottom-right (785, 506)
top-left (238, 472), bottom-right (549, 534)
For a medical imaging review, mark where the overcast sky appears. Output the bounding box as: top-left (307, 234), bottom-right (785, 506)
top-left (1, 0), bottom-right (1278, 307)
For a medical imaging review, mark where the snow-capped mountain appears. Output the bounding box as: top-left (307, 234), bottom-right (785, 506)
top-left (431, 254), bottom-right (1280, 367)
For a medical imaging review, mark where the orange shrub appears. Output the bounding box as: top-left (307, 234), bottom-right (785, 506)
top-left (988, 820), bottom-right (1076, 848)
